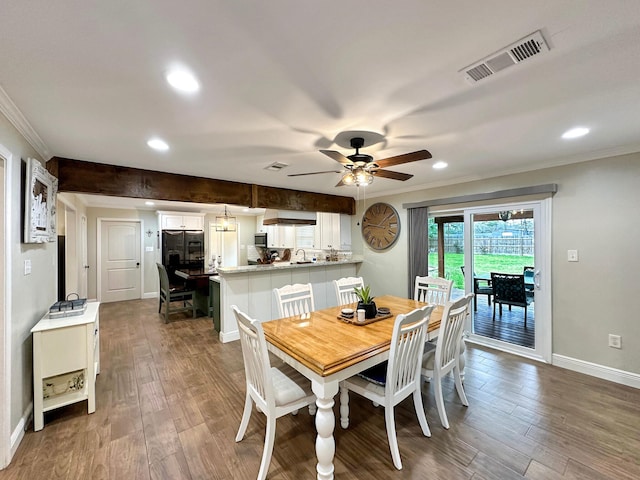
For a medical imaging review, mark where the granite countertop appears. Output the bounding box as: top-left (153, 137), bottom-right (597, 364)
top-left (216, 257), bottom-right (362, 275)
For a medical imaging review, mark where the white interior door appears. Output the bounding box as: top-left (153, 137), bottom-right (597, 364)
top-left (80, 215), bottom-right (88, 299)
top-left (99, 220), bottom-right (142, 303)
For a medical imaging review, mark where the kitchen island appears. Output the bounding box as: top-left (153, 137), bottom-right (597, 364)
top-left (215, 259), bottom-right (362, 342)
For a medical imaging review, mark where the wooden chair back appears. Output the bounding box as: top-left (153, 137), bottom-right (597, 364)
top-left (333, 276), bottom-right (365, 306)
top-left (414, 275), bottom-right (453, 306)
top-left (273, 283), bottom-right (315, 317)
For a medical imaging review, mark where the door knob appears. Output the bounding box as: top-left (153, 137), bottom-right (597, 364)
top-left (84, 265), bottom-right (90, 269)
top-left (136, 262), bottom-right (140, 268)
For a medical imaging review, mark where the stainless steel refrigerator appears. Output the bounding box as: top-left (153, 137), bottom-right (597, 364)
top-left (162, 230), bottom-right (204, 282)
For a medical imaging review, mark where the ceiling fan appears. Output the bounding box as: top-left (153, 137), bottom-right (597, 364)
top-left (288, 137), bottom-right (432, 186)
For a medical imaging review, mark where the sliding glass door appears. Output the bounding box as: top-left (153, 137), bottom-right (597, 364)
top-left (463, 200), bottom-right (550, 362)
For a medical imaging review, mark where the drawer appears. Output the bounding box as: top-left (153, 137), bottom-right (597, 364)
top-left (40, 326), bottom-right (87, 377)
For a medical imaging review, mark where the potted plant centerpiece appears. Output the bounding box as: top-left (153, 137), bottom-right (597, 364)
top-left (353, 285), bottom-right (377, 319)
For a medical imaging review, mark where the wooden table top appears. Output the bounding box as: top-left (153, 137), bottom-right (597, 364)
top-left (262, 295), bottom-right (443, 377)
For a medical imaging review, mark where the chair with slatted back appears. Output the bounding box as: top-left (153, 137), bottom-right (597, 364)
top-left (421, 293), bottom-right (474, 429)
top-left (414, 275), bottom-right (453, 306)
top-left (156, 263), bottom-right (196, 323)
top-left (333, 276), bottom-right (365, 306)
top-left (233, 305), bottom-right (316, 480)
top-left (273, 283), bottom-right (315, 318)
top-left (340, 305), bottom-right (435, 470)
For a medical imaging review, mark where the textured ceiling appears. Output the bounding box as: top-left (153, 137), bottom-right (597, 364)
top-left (2, 1), bottom-right (640, 202)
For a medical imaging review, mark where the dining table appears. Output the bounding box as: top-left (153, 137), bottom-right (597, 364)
top-left (261, 294), bottom-right (443, 480)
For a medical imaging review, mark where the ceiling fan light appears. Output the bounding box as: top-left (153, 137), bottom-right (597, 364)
top-left (342, 172), bottom-right (355, 185)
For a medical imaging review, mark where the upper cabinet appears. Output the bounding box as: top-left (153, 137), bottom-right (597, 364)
top-left (256, 216), bottom-right (295, 248)
top-left (315, 212), bottom-right (351, 250)
top-left (256, 213), bottom-right (351, 250)
top-left (159, 211), bottom-right (205, 231)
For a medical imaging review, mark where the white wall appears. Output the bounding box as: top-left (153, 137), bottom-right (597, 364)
top-left (0, 113), bottom-right (57, 441)
top-left (353, 153), bottom-right (640, 375)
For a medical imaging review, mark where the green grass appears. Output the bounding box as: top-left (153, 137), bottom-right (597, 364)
top-left (428, 253), bottom-right (534, 289)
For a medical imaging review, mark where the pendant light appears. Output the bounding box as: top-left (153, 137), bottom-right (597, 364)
top-left (216, 205), bottom-right (237, 232)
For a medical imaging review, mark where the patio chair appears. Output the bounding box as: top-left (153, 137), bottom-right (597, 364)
top-left (491, 273), bottom-right (533, 327)
top-left (460, 266), bottom-right (492, 311)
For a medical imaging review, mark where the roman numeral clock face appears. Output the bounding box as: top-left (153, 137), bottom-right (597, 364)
top-left (361, 202), bottom-right (400, 251)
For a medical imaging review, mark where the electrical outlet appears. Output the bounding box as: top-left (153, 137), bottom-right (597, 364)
top-left (567, 249), bottom-right (579, 262)
top-left (608, 334), bottom-right (621, 349)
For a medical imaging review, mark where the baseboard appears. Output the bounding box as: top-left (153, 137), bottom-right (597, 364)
top-left (552, 354), bottom-right (640, 389)
top-left (220, 330), bottom-right (239, 343)
top-left (10, 403), bottom-right (32, 461)
top-left (143, 291), bottom-right (158, 299)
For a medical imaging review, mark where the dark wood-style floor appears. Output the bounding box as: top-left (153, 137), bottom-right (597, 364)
top-left (473, 300), bottom-right (535, 348)
top-left (2, 299), bottom-right (639, 479)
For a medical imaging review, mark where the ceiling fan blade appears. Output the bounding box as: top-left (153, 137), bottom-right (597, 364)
top-left (335, 178), bottom-right (346, 187)
top-left (320, 149), bottom-right (353, 165)
top-left (373, 149), bottom-right (432, 168)
top-left (287, 170), bottom-right (342, 177)
top-left (371, 169), bottom-right (414, 181)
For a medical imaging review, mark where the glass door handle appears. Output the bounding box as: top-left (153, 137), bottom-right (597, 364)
top-left (534, 270), bottom-right (541, 289)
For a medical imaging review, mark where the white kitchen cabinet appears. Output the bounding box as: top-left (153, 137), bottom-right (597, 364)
top-left (256, 216), bottom-right (295, 248)
top-left (31, 302), bottom-right (100, 431)
top-left (159, 212), bottom-right (204, 230)
top-left (315, 212), bottom-right (352, 249)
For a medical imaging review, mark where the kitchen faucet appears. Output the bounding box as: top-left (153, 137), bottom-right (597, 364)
top-left (295, 249), bottom-right (307, 261)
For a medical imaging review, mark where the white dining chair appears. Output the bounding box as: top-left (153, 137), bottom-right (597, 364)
top-left (339, 305), bottom-right (435, 470)
top-left (232, 305), bottom-right (316, 480)
top-left (333, 276), bottom-right (365, 306)
top-left (273, 283), bottom-right (315, 317)
top-left (421, 293), bottom-right (473, 429)
top-left (414, 275), bottom-right (453, 306)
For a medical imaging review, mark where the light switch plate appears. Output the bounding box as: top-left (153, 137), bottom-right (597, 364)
top-left (145, 246), bottom-right (154, 252)
top-left (567, 249), bottom-right (578, 262)
top-left (24, 259), bottom-right (32, 275)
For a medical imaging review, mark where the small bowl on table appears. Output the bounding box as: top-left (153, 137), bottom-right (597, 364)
top-left (341, 308), bottom-right (354, 319)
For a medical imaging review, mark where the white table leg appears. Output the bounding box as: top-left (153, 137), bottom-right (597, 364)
top-left (312, 380), bottom-right (339, 480)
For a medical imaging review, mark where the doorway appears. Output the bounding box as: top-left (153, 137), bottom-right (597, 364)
top-left (208, 222), bottom-right (239, 268)
top-left (0, 147), bottom-right (10, 468)
top-left (97, 219), bottom-right (142, 302)
top-left (429, 199), bottom-right (551, 362)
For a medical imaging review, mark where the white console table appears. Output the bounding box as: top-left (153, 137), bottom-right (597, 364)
top-left (31, 302), bottom-right (100, 431)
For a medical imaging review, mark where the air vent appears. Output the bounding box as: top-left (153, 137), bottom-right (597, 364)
top-left (264, 162), bottom-right (289, 171)
top-left (461, 30), bottom-right (549, 84)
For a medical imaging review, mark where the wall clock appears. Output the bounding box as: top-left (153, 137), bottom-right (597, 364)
top-left (361, 202), bottom-right (401, 251)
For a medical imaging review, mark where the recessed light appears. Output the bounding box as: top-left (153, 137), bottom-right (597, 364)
top-left (432, 161), bottom-right (448, 169)
top-left (145, 201), bottom-right (155, 206)
top-left (562, 127), bottom-right (589, 139)
top-left (147, 138), bottom-right (169, 152)
top-left (165, 68), bottom-right (200, 94)
top-left (242, 208), bottom-right (249, 212)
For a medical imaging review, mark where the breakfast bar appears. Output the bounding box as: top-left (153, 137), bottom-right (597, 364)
top-left (215, 259), bottom-right (362, 343)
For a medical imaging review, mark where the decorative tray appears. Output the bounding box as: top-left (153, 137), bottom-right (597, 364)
top-left (337, 311), bottom-right (393, 326)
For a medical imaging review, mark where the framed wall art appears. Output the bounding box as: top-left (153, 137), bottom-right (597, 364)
top-left (24, 157), bottom-right (58, 243)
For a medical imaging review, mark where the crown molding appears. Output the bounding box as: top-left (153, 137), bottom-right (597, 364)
top-left (0, 84), bottom-right (51, 160)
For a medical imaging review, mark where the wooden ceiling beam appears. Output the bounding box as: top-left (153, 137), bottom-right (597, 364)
top-left (47, 157), bottom-right (355, 215)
